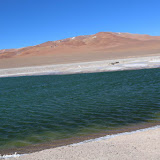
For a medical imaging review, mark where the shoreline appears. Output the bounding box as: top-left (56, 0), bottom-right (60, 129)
top-left (0, 55), bottom-right (160, 78)
top-left (1, 123), bottom-right (160, 159)
top-left (0, 122), bottom-right (160, 157)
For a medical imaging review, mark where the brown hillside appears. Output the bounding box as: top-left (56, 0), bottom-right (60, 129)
top-left (0, 32), bottom-right (160, 69)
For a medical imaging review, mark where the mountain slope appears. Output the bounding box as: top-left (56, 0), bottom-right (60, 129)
top-left (0, 32), bottom-right (160, 69)
top-left (1, 32), bottom-right (160, 59)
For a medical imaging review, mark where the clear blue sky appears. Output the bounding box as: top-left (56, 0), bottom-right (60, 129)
top-left (1, 0), bottom-right (160, 49)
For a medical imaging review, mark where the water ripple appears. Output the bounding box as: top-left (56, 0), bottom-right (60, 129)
top-left (0, 68), bottom-right (159, 149)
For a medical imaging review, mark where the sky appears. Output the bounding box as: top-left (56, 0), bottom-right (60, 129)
top-left (1, 0), bottom-right (160, 49)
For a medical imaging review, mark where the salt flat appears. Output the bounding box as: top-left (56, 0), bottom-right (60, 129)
top-left (0, 55), bottom-right (160, 78)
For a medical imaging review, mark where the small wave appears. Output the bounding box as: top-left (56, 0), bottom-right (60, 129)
top-left (0, 152), bottom-right (26, 159)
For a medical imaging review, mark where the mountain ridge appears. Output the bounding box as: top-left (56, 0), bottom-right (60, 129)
top-left (1, 32), bottom-right (160, 59)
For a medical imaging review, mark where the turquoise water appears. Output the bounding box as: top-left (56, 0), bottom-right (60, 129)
top-left (0, 68), bottom-right (160, 149)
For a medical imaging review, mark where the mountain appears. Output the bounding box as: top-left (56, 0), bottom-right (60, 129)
top-left (0, 32), bottom-right (160, 69)
top-left (1, 32), bottom-right (160, 59)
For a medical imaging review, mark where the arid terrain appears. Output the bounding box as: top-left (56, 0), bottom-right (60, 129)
top-left (0, 32), bottom-right (160, 69)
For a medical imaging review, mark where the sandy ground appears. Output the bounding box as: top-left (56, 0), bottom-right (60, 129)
top-left (2, 126), bottom-right (160, 160)
top-left (0, 55), bottom-right (160, 78)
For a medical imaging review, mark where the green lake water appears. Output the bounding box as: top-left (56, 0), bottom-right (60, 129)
top-left (0, 68), bottom-right (160, 149)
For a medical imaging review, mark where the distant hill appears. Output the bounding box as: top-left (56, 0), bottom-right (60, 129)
top-left (1, 32), bottom-right (160, 59)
